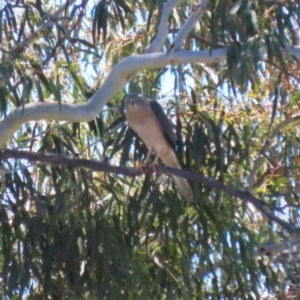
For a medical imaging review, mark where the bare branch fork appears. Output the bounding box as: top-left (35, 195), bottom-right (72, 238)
top-left (0, 149), bottom-right (298, 234)
top-left (0, 0), bottom-right (299, 148)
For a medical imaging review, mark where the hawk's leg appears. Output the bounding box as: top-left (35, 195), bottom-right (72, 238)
top-left (152, 154), bottom-right (159, 166)
top-left (139, 149), bottom-right (158, 173)
top-left (143, 149), bottom-right (152, 165)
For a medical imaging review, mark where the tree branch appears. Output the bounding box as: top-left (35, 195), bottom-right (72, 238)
top-left (159, 166), bottom-right (299, 233)
top-left (0, 0), bottom-right (212, 148)
top-left (169, 0), bottom-right (208, 51)
top-left (146, 0), bottom-right (183, 53)
top-left (0, 149), bottom-right (298, 233)
top-left (0, 0), bottom-right (299, 151)
top-left (0, 48), bottom-right (227, 148)
top-left (126, 0), bottom-right (191, 82)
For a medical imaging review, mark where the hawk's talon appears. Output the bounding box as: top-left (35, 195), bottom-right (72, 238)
top-left (138, 164), bottom-right (156, 174)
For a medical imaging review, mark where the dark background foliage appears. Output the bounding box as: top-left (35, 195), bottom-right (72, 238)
top-left (0, 0), bottom-right (300, 298)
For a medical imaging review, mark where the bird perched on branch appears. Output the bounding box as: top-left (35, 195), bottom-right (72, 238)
top-left (123, 94), bottom-right (193, 201)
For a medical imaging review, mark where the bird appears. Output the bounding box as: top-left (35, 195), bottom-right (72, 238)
top-left (123, 94), bottom-right (193, 201)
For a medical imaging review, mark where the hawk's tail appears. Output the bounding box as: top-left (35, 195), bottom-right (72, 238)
top-left (171, 175), bottom-right (194, 201)
top-left (163, 151), bottom-right (193, 201)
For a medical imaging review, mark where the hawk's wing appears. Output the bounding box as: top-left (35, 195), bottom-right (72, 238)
top-left (149, 99), bottom-right (177, 149)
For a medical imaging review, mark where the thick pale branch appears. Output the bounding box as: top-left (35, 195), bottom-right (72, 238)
top-left (127, 0), bottom-right (187, 83)
top-left (133, 0), bottom-right (207, 79)
top-left (169, 0), bottom-right (208, 51)
top-left (146, 0), bottom-right (184, 53)
top-left (0, 0), bottom-right (213, 148)
top-left (0, 48), bottom-right (227, 148)
top-left (0, 149), bottom-right (297, 233)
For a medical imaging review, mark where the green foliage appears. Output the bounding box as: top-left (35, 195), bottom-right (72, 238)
top-left (0, 0), bottom-right (300, 299)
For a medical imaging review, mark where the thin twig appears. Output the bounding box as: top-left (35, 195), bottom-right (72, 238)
top-left (11, 0), bottom-right (77, 56)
